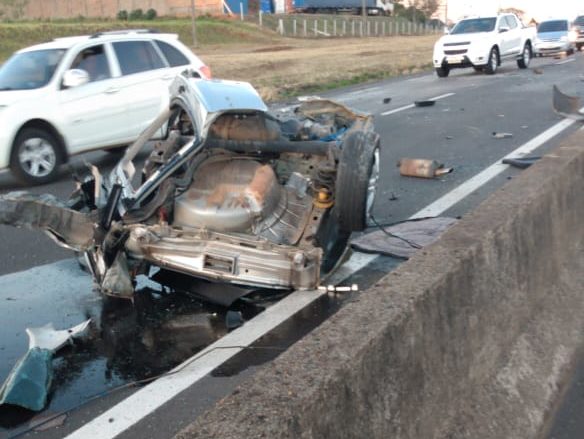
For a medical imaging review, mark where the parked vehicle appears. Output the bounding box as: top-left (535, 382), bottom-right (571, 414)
top-left (299, 0), bottom-right (393, 16)
top-left (432, 14), bottom-right (535, 77)
top-left (0, 74), bottom-right (381, 298)
top-left (533, 19), bottom-right (575, 57)
top-left (573, 15), bottom-right (584, 51)
top-left (0, 30), bottom-right (210, 185)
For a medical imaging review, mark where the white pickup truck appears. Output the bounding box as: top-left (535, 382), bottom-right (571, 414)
top-left (433, 14), bottom-right (536, 77)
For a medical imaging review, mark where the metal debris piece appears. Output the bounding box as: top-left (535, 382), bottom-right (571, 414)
top-left (0, 192), bottom-right (95, 251)
top-left (492, 132), bottom-right (513, 139)
top-left (414, 100), bottom-right (436, 107)
top-left (553, 85), bottom-right (584, 121)
top-left (0, 319), bottom-right (91, 411)
top-left (351, 217), bottom-right (458, 259)
top-left (398, 158), bottom-right (453, 179)
top-left (502, 156), bottom-right (541, 169)
top-left (317, 284), bottom-right (358, 292)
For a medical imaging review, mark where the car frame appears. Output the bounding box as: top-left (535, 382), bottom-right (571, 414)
top-left (0, 74), bottom-right (381, 299)
top-left (0, 29), bottom-right (210, 185)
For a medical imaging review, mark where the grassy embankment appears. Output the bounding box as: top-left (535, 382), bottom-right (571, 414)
top-left (0, 17), bottom-right (439, 101)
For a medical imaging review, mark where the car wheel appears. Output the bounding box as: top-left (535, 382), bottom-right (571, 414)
top-left (517, 43), bottom-right (531, 69)
top-left (484, 47), bottom-right (499, 74)
top-left (435, 66), bottom-right (450, 78)
top-left (335, 130), bottom-right (380, 232)
top-left (10, 127), bottom-right (64, 185)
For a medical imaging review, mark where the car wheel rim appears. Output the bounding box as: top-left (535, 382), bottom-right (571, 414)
top-left (366, 147), bottom-right (380, 218)
top-left (490, 51), bottom-right (497, 70)
top-left (523, 47), bottom-right (530, 64)
top-left (19, 138), bottom-right (56, 178)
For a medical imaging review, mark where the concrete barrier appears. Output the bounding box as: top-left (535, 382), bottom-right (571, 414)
top-left (176, 131), bottom-right (584, 439)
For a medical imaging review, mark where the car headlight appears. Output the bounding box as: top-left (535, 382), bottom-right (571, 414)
top-left (569, 31), bottom-right (577, 42)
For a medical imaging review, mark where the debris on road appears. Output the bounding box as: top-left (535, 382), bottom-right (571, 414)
top-left (533, 68), bottom-right (543, 74)
top-left (0, 319), bottom-right (91, 411)
top-left (553, 85), bottom-right (584, 121)
top-left (351, 217), bottom-right (457, 259)
top-left (414, 100), bottom-right (436, 107)
top-left (383, 97), bottom-right (392, 104)
top-left (225, 311), bottom-right (244, 330)
top-left (398, 158), bottom-right (453, 179)
top-left (502, 156), bottom-right (541, 169)
top-left (492, 132), bottom-right (513, 139)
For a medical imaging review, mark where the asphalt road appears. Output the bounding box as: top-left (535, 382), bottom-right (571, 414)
top-left (1, 53), bottom-right (583, 438)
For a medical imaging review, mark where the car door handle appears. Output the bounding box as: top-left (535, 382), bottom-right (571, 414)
top-left (104, 87), bottom-right (120, 94)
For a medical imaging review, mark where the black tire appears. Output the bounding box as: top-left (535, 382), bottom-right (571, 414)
top-left (435, 66), bottom-right (450, 77)
top-left (335, 130), bottom-right (380, 232)
top-left (484, 47), bottom-right (499, 74)
top-left (10, 127), bottom-right (64, 185)
top-left (517, 43), bottom-right (531, 69)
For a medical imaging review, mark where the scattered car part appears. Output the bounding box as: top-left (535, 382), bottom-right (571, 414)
top-left (383, 97), bottom-right (392, 104)
top-left (492, 132), bottom-right (513, 139)
top-left (0, 319), bottom-right (90, 411)
top-left (398, 158), bottom-right (452, 179)
top-left (414, 100), bottom-right (436, 107)
top-left (0, 75), bottom-right (381, 299)
top-left (351, 217), bottom-right (457, 259)
top-left (553, 85), bottom-right (584, 121)
top-left (502, 156), bottom-right (541, 169)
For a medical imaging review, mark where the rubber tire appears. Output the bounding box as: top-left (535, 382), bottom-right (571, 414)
top-left (517, 43), bottom-right (531, 69)
top-left (484, 47), bottom-right (499, 75)
top-left (334, 130), bottom-right (380, 232)
top-left (435, 66), bottom-right (450, 78)
top-left (10, 127), bottom-right (64, 185)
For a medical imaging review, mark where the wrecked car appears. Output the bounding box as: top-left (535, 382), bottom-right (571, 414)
top-left (0, 73), bottom-right (380, 298)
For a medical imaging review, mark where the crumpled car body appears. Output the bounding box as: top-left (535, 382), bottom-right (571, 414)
top-left (0, 73), bottom-right (380, 299)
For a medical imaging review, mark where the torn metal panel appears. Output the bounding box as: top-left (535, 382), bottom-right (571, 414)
top-left (0, 320), bottom-right (90, 411)
top-left (0, 192), bottom-right (96, 251)
top-left (553, 85), bottom-right (584, 121)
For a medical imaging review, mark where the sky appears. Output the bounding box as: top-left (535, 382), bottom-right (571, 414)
top-left (445, 0), bottom-right (584, 22)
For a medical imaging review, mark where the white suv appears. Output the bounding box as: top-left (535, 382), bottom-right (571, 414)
top-left (0, 30), bottom-right (211, 185)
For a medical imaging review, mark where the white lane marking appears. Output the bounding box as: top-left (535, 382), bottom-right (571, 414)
top-left (66, 106), bottom-right (574, 439)
top-left (411, 118), bottom-right (576, 219)
top-left (380, 92), bottom-right (455, 116)
top-left (555, 58), bottom-right (575, 65)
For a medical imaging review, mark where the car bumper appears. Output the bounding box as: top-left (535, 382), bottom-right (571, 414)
top-left (534, 41), bottom-right (572, 55)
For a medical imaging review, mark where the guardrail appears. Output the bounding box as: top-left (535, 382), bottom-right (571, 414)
top-left (255, 13), bottom-right (441, 38)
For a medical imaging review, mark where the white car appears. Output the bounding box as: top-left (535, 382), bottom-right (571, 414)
top-left (533, 19), bottom-right (576, 57)
top-left (0, 30), bottom-right (211, 185)
top-left (433, 14), bottom-right (535, 77)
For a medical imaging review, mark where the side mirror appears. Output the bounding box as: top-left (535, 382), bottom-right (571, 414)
top-left (499, 26), bottom-right (510, 33)
top-left (62, 69), bottom-right (90, 89)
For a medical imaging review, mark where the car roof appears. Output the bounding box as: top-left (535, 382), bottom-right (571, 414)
top-left (17, 31), bottom-right (180, 54)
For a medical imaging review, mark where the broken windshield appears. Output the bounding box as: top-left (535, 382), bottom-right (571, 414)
top-left (0, 49), bottom-right (66, 91)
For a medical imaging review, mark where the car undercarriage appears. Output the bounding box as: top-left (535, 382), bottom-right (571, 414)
top-left (0, 73), bottom-right (380, 300)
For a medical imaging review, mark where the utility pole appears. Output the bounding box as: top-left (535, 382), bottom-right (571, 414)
top-left (190, 0), bottom-right (197, 47)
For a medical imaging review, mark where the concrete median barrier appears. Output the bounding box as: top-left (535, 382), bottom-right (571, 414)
top-left (176, 131), bottom-right (584, 439)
